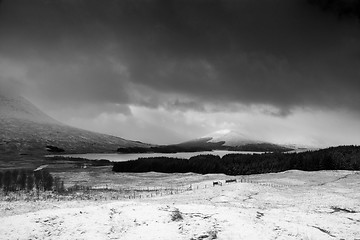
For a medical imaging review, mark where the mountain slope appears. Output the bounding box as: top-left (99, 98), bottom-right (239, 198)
top-left (0, 92), bottom-right (61, 124)
top-left (203, 129), bottom-right (260, 146)
top-left (0, 92), bottom-right (149, 160)
top-left (180, 129), bottom-right (293, 152)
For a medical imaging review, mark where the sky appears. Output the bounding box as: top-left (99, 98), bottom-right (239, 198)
top-left (0, 0), bottom-right (360, 147)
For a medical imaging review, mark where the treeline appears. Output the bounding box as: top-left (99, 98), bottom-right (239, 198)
top-left (0, 169), bottom-right (64, 194)
top-left (113, 145), bottom-right (360, 175)
top-left (46, 145), bottom-right (65, 153)
top-left (117, 146), bottom-right (215, 154)
top-left (117, 143), bottom-right (291, 154)
top-left (45, 156), bottom-right (112, 166)
top-left (224, 143), bottom-right (292, 153)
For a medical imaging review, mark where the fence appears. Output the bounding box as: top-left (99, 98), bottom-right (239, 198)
top-left (0, 177), bottom-right (297, 202)
top-left (75, 177), bottom-right (296, 201)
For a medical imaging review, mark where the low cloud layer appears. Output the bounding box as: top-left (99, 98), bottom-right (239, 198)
top-left (1, 0), bottom-right (360, 145)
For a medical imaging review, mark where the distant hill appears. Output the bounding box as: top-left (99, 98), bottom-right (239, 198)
top-left (117, 129), bottom-right (293, 154)
top-left (0, 92), bottom-right (150, 164)
top-left (202, 129), bottom-right (260, 146)
top-left (180, 130), bottom-right (293, 152)
top-left (117, 137), bottom-right (224, 154)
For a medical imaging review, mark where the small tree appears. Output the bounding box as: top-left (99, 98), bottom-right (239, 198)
top-left (0, 171), bottom-right (3, 190)
top-left (60, 181), bottom-right (65, 193)
top-left (18, 170), bottom-right (27, 191)
top-left (11, 169), bottom-right (19, 191)
top-left (43, 170), bottom-right (53, 191)
top-left (54, 177), bottom-right (65, 193)
top-left (27, 173), bottom-right (34, 192)
top-left (34, 170), bottom-right (43, 192)
top-left (34, 169), bottom-right (54, 192)
top-left (3, 170), bottom-right (12, 194)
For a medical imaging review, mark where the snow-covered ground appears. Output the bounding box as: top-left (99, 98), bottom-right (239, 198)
top-left (1, 170), bottom-right (359, 240)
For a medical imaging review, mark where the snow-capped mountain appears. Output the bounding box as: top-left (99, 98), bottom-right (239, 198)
top-left (202, 129), bottom-right (262, 147)
top-left (179, 129), bottom-right (293, 152)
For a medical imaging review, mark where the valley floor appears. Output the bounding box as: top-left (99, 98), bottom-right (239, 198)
top-left (1, 170), bottom-right (359, 240)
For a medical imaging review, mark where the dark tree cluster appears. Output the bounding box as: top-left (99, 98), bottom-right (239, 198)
top-left (117, 142), bottom-right (291, 154)
top-left (46, 156), bottom-right (112, 167)
top-left (0, 169), bottom-right (64, 194)
top-left (117, 145), bottom-right (215, 154)
top-left (113, 146), bottom-right (360, 175)
top-left (224, 143), bottom-right (292, 153)
top-left (46, 145), bottom-right (65, 153)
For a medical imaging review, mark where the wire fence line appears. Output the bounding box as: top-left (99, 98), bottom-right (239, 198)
top-left (0, 177), bottom-right (296, 202)
top-left (78, 178), bottom-right (295, 200)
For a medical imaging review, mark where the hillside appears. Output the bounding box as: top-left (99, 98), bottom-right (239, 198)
top-left (1, 170), bottom-right (359, 239)
top-left (117, 130), bottom-right (292, 154)
top-left (179, 130), bottom-right (292, 152)
top-left (203, 129), bottom-right (259, 146)
top-left (0, 92), bottom-right (149, 164)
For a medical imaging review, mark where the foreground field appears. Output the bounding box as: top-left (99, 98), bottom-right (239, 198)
top-left (1, 170), bottom-right (359, 240)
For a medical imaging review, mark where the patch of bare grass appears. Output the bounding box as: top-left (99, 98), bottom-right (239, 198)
top-left (171, 208), bottom-right (183, 221)
top-left (331, 206), bottom-right (357, 213)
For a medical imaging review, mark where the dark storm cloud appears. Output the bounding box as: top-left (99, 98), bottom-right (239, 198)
top-left (308, 0), bottom-right (360, 20)
top-left (1, 0), bottom-right (360, 114)
top-left (164, 99), bottom-right (206, 112)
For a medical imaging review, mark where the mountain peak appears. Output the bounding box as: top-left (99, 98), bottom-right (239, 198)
top-left (0, 92), bottom-right (149, 161)
top-left (203, 129), bottom-right (260, 146)
top-left (0, 93), bottom-right (60, 124)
